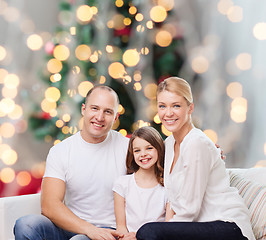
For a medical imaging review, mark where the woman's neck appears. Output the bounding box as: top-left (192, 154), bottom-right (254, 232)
top-left (173, 121), bottom-right (193, 145)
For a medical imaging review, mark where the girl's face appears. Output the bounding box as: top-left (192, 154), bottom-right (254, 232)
top-left (132, 137), bottom-right (158, 171)
top-left (157, 90), bottom-right (193, 134)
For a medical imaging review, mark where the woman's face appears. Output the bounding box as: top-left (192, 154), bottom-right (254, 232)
top-left (157, 90), bottom-right (193, 133)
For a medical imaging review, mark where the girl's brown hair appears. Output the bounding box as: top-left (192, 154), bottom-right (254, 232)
top-left (126, 126), bottom-right (165, 186)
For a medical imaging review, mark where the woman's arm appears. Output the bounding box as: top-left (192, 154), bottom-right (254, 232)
top-left (114, 192), bottom-right (128, 235)
top-left (165, 202), bottom-right (175, 221)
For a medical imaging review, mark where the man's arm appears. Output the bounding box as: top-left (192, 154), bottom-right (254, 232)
top-left (41, 177), bottom-right (121, 240)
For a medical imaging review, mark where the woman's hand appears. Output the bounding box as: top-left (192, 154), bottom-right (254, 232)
top-left (118, 232), bottom-right (136, 240)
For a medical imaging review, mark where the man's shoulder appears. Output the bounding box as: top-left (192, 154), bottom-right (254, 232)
top-left (50, 132), bottom-right (79, 152)
top-left (109, 130), bottom-right (129, 144)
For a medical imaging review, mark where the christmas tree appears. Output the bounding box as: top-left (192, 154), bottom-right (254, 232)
top-left (29, 0), bottom-right (185, 143)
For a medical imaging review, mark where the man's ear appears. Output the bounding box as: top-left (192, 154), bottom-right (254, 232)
top-left (81, 103), bottom-right (86, 116)
top-left (115, 112), bottom-right (120, 121)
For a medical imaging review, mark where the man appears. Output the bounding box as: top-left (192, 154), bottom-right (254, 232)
top-left (14, 86), bottom-right (130, 240)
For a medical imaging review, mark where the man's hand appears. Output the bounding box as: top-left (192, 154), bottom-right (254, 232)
top-left (86, 226), bottom-right (123, 240)
top-left (118, 232), bottom-right (136, 240)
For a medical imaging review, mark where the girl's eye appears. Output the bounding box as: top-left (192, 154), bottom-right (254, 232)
top-left (133, 149), bottom-right (140, 153)
top-left (147, 147), bottom-right (154, 150)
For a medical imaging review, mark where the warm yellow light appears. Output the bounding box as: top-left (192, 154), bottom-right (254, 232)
top-left (226, 82), bottom-right (242, 99)
top-left (27, 34), bottom-right (43, 51)
top-left (91, 6), bottom-right (98, 15)
top-left (70, 26), bottom-right (76, 35)
top-left (99, 76), bottom-right (106, 84)
top-left (253, 22), bottom-right (266, 40)
top-left (0, 168), bottom-right (15, 183)
top-left (0, 68), bottom-right (8, 84)
top-left (78, 81), bottom-right (94, 97)
top-left (0, 144), bottom-right (11, 158)
top-left (108, 62), bottom-right (126, 79)
top-left (112, 118), bottom-right (120, 130)
top-left (112, 14), bottom-right (125, 30)
top-left (230, 97), bottom-right (247, 123)
top-left (53, 44), bottom-right (70, 61)
top-left (235, 53), bottom-right (252, 70)
top-left (124, 18), bottom-right (131, 26)
top-left (41, 99), bottom-right (57, 113)
top-left (135, 13), bottom-right (144, 22)
top-left (119, 129), bottom-right (127, 136)
top-left (203, 129), bottom-right (218, 144)
top-left (45, 87), bottom-right (61, 102)
top-left (0, 122), bottom-right (15, 138)
top-left (217, 0), bottom-right (234, 15)
top-left (161, 124), bottom-right (171, 136)
top-left (54, 139), bottom-right (61, 145)
top-left (1, 148), bottom-right (17, 165)
top-left (191, 56), bottom-right (209, 74)
top-left (122, 49), bottom-right (140, 67)
top-left (16, 171), bottom-right (32, 186)
top-left (123, 75), bottom-right (132, 84)
top-left (0, 98), bottom-right (15, 114)
top-left (133, 71), bottom-right (142, 81)
top-left (134, 82), bottom-right (142, 91)
top-left (72, 66), bottom-right (81, 75)
top-left (47, 58), bottom-right (63, 74)
top-left (8, 104), bottom-right (23, 119)
top-left (69, 126), bottom-right (78, 134)
top-left (49, 109), bottom-right (57, 117)
top-left (158, 0), bottom-right (174, 11)
top-left (75, 44), bottom-right (91, 61)
top-left (150, 6), bottom-right (167, 23)
top-left (76, 5), bottom-right (93, 23)
top-left (146, 21), bottom-right (153, 29)
top-left (62, 114), bottom-right (71, 122)
top-left (227, 6), bottom-right (243, 22)
top-left (264, 143), bottom-right (266, 155)
top-left (2, 86), bottom-right (17, 99)
top-left (115, 0), bottom-right (124, 7)
top-left (118, 104), bottom-right (125, 115)
top-left (62, 126), bottom-right (69, 134)
top-left (56, 119), bottom-right (64, 128)
top-left (0, 45), bottom-right (7, 61)
top-left (129, 6), bottom-right (137, 15)
top-left (156, 30), bottom-right (172, 47)
top-left (136, 25), bottom-right (145, 32)
top-left (106, 45), bottom-right (113, 53)
top-left (144, 83), bottom-right (157, 100)
top-left (154, 114), bottom-right (161, 124)
top-left (50, 73), bottom-right (62, 83)
top-left (31, 162), bottom-right (46, 178)
top-left (4, 73), bottom-right (20, 89)
top-left (90, 52), bottom-right (99, 63)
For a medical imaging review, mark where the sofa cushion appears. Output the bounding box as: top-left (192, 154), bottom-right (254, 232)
top-left (229, 170), bottom-right (266, 240)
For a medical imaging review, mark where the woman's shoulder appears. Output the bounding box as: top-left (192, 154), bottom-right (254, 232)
top-left (185, 128), bottom-right (215, 149)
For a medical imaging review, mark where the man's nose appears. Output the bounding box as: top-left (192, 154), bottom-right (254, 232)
top-left (96, 110), bottom-right (104, 121)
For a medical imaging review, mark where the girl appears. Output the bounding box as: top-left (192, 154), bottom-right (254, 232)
top-left (113, 127), bottom-right (170, 240)
top-left (136, 77), bottom-right (255, 240)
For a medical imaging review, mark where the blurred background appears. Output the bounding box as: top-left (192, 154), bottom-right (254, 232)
top-left (0, 0), bottom-right (265, 197)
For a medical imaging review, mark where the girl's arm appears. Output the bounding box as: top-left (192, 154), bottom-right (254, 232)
top-left (165, 202), bottom-right (175, 221)
top-left (114, 192), bottom-right (128, 235)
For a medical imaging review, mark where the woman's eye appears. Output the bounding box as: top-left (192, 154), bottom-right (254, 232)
top-left (174, 105), bottom-right (180, 108)
top-left (158, 105), bottom-right (165, 109)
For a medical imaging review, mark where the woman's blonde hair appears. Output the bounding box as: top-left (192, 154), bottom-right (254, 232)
top-left (157, 77), bottom-right (193, 105)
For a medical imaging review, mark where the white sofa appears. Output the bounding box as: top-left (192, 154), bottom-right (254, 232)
top-left (0, 168), bottom-right (265, 240)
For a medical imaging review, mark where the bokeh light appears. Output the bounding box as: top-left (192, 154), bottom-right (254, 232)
top-left (53, 44), bottom-right (70, 61)
top-left (75, 44), bottom-right (91, 61)
top-left (122, 49), bottom-right (140, 67)
top-left (156, 30), bottom-right (172, 47)
top-left (0, 122), bottom-right (16, 138)
top-left (78, 81), bottom-right (94, 97)
top-left (253, 22), bottom-right (266, 40)
top-left (226, 82), bottom-right (242, 99)
top-left (1, 148), bottom-right (18, 165)
top-left (4, 74), bottom-right (20, 89)
top-left (227, 6), bottom-right (243, 23)
top-left (45, 87), bottom-right (61, 102)
top-left (16, 171), bottom-right (32, 187)
top-left (191, 56), bottom-right (209, 73)
top-left (204, 129), bottom-right (218, 143)
top-left (150, 6), bottom-right (167, 23)
top-left (0, 167), bottom-right (15, 183)
top-left (108, 62), bottom-right (126, 79)
top-left (47, 58), bottom-right (63, 73)
top-left (76, 5), bottom-right (93, 24)
top-left (27, 34), bottom-right (43, 51)
top-left (235, 53), bottom-right (252, 70)
top-left (0, 45), bottom-right (7, 61)
top-left (144, 83), bottom-right (157, 100)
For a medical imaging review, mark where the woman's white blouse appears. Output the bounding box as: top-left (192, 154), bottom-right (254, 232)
top-left (164, 127), bottom-right (255, 240)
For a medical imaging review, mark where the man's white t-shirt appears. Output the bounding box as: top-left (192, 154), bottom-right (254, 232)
top-left (43, 130), bottom-right (129, 228)
top-left (113, 173), bottom-right (167, 232)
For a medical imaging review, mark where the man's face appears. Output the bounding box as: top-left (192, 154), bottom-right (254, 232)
top-left (81, 88), bottom-right (118, 143)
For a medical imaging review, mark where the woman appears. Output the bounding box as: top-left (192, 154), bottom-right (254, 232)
top-left (136, 77), bottom-right (254, 240)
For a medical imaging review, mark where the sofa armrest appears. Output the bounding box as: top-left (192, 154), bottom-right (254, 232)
top-left (0, 193), bottom-right (41, 240)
